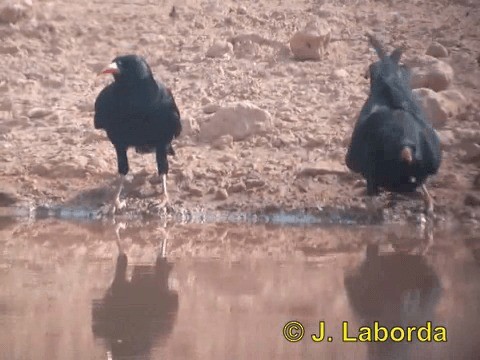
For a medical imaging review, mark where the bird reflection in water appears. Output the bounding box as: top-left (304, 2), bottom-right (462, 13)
top-left (92, 223), bottom-right (179, 360)
top-left (344, 221), bottom-right (441, 360)
top-left (464, 236), bottom-right (480, 267)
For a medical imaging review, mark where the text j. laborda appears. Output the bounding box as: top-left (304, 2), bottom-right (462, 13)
top-left (282, 321), bottom-right (447, 343)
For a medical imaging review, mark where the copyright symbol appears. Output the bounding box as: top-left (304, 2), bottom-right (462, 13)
top-left (283, 321), bottom-right (305, 342)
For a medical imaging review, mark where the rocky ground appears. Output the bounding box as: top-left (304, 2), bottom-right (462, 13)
top-left (0, 0), bottom-right (479, 223)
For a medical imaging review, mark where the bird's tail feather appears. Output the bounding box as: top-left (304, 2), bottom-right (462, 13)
top-left (135, 145), bottom-right (155, 154)
top-left (134, 144), bottom-right (176, 155)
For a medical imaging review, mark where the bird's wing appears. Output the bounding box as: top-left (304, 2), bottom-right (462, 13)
top-left (347, 108), bottom-right (406, 174)
top-left (419, 126), bottom-right (442, 174)
top-left (156, 82), bottom-right (182, 139)
top-left (166, 87), bottom-right (180, 119)
top-left (345, 116), bottom-right (373, 174)
top-left (394, 110), bottom-right (441, 174)
top-left (94, 84), bottom-right (115, 130)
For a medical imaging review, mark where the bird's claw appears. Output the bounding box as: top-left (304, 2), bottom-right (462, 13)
top-left (114, 199), bottom-right (127, 211)
top-left (424, 205), bottom-right (435, 220)
top-left (159, 196), bottom-right (171, 212)
top-left (147, 193), bottom-right (173, 214)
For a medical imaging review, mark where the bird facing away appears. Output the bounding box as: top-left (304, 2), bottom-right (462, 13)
top-left (95, 55), bottom-right (182, 213)
top-left (345, 34), bottom-right (441, 215)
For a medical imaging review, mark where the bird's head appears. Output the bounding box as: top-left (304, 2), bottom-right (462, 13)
top-left (98, 54), bottom-right (153, 82)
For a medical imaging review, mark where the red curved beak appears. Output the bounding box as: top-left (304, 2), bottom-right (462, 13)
top-left (98, 62), bottom-right (119, 76)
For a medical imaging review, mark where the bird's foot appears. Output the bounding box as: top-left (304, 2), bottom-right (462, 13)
top-left (425, 204), bottom-right (435, 219)
top-left (98, 174), bottom-right (127, 216)
top-left (114, 198), bottom-right (127, 212)
top-left (421, 184), bottom-right (435, 218)
top-left (146, 193), bottom-right (171, 214)
top-left (159, 192), bottom-right (171, 210)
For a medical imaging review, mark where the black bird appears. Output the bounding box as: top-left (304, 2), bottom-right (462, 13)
top-left (95, 55), bottom-right (182, 212)
top-left (346, 34), bottom-right (441, 215)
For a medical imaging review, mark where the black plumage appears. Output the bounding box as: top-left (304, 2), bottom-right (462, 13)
top-left (345, 35), bottom-right (441, 214)
top-left (94, 54), bottom-right (182, 211)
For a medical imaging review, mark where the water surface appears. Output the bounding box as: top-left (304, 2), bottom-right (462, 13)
top-left (0, 218), bottom-right (479, 360)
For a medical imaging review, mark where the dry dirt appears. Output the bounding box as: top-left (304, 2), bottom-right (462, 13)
top-left (0, 0), bottom-right (479, 223)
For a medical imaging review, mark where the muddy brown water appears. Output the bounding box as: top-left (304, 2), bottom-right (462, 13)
top-left (0, 213), bottom-right (479, 360)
